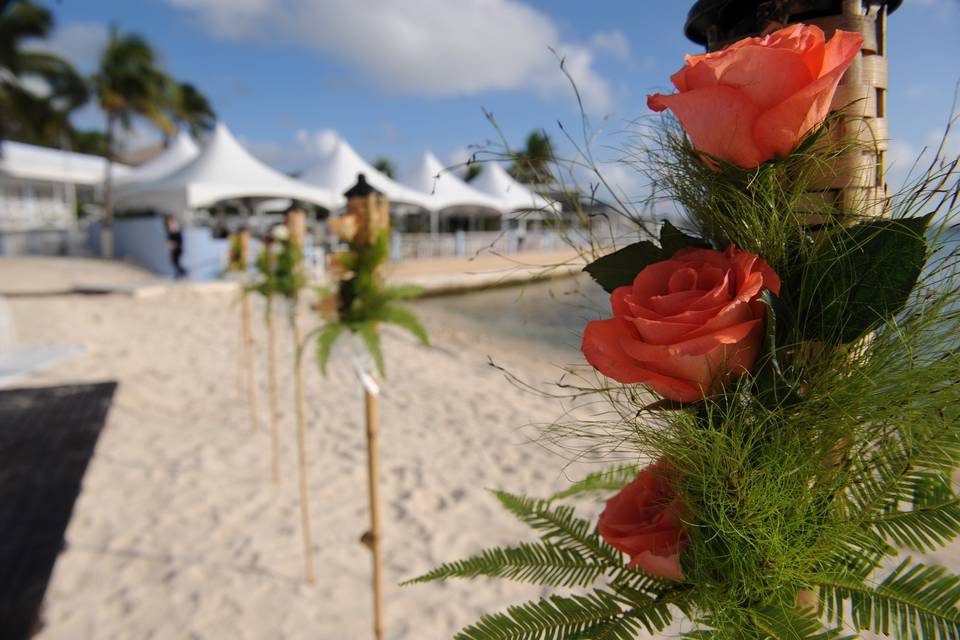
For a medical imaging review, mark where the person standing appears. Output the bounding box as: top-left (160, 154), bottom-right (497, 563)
top-left (164, 216), bottom-right (187, 279)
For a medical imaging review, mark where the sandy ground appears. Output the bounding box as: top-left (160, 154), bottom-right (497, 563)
top-left (2, 257), bottom-right (956, 639)
top-left (3, 261), bottom-right (607, 640)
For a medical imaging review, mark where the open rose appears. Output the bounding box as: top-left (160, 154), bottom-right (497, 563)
top-left (647, 24), bottom-right (863, 169)
top-left (581, 245), bottom-right (780, 402)
top-left (599, 460), bottom-right (689, 581)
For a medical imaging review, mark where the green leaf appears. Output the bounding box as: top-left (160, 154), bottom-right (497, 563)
top-left (752, 290), bottom-right (802, 406)
top-left (494, 491), bottom-right (623, 566)
top-left (583, 241), bottom-right (663, 293)
top-left (549, 464), bottom-right (639, 502)
top-left (659, 220), bottom-right (710, 257)
top-left (401, 542), bottom-right (608, 588)
top-left (453, 589), bottom-right (672, 640)
top-left (315, 323), bottom-right (346, 376)
top-left (355, 321), bottom-right (385, 377)
top-left (800, 214), bottom-right (931, 343)
top-left (817, 559), bottom-right (960, 640)
top-left (373, 304), bottom-right (429, 346)
top-left (866, 498), bottom-right (960, 552)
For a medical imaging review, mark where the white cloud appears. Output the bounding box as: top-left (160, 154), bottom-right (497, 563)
top-left (26, 22), bottom-right (108, 72)
top-left (165, 0), bottom-right (615, 113)
top-left (590, 31), bottom-right (630, 61)
top-left (244, 128), bottom-right (340, 172)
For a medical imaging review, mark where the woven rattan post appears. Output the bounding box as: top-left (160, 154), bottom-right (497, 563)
top-left (684, 0), bottom-right (899, 219)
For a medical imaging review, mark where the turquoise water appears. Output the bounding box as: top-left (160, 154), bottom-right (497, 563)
top-left (412, 275), bottom-right (609, 355)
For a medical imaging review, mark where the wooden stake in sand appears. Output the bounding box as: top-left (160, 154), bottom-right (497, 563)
top-left (266, 294), bottom-right (281, 484)
top-left (360, 376), bottom-right (384, 640)
top-left (236, 230), bottom-right (260, 433)
top-left (287, 208), bottom-right (316, 585)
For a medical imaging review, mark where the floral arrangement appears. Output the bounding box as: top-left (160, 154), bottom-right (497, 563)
top-left (408, 24), bottom-right (960, 639)
top-left (250, 224), bottom-right (307, 302)
top-left (313, 200), bottom-right (428, 377)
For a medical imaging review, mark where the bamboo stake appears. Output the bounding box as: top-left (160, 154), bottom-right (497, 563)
top-left (241, 290), bottom-right (259, 432)
top-left (291, 299), bottom-right (316, 585)
top-left (362, 383), bottom-right (385, 640)
top-left (266, 295), bottom-right (281, 484)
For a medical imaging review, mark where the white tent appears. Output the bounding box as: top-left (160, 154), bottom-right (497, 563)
top-left (0, 141), bottom-right (130, 185)
top-left (114, 122), bottom-right (340, 215)
top-left (403, 151), bottom-right (503, 212)
top-left (114, 131), bottom-right (198, 187)
top-left (470, 161), bottom-right (557, 214)
top-left (300, 138), bottom-right (436, 211)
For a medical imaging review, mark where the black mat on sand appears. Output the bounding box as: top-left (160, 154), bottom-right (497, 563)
top-left (0, 382), bottom-right (117, 640)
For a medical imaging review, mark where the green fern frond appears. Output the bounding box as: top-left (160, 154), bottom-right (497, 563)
top-left (401, 542), bottom-right (608, 588)
top-left (816, 559), bottom-right (960, 640)
top-left (866, 498), bottom-right (960, 552)
top-left (750, 603), bottom-right (844, 640)
top-left (454, 589), bottom-right (672, 640)
top-left (549, 464), bottom-right (639, 502)
top-left (315, 322), bottom-right (346, 375)
top-left (355, 321), bottom-right (385, 376)
top-left (373, 304), bottom-right (429, 346)
top-left (494, 491), bottom-right (622, 565)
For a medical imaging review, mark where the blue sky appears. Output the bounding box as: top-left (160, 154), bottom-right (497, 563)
top-left (40, 0), bottom-right (960, 192)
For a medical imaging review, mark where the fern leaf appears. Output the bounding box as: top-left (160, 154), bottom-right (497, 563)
top-left (374, 304), bottom-right (429, 346)
top-left (549, 464), bottom-right (639, 502)
top-left (355, 321), bottom-right (385, 376)
top-left (401, 542), bottom-right (608, 588)
top-left (866, 498), bottom-right (960, 552)
top-left (315, 323), bottom-right (346, 375)
top-left (816, 559), bottom-right (960, 640)
top-left (454, 589), bottom-right (672, 640)
top-left (494, 491), bottom-right (622, 566)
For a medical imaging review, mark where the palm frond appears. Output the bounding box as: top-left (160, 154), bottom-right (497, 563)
top-left (549, 464), bottom-right (639, 502)
top-left (817, 559), bottom-right (960, 640)
top-left (454, 589), bottom-right (672, 640)
top-left (402, 542), bottom-right (608, 588)
top-left (494, 491), bottom-right (622, 565)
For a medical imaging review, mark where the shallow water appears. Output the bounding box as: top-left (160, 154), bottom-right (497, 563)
top-left (412, 275), bottom-right (609, 355)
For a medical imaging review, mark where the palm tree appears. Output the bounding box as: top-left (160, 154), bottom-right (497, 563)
top-left (168, 81), bottom-right (215, 141)
top-left (0, 0), bottom-right (89, 150)
top-left (92, 26), bottom-right (173, 256)
top-left (372, 157), bottom-right (396, 179)
top-left (510, 130), bottom-right (554, 184)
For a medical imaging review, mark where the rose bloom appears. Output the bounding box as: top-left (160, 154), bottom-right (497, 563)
top-left (647, 24), bottom-right (863, 169)
top-left (599, 460), bottom-right (689, 581)
top-left (581, 245), bottom-right (780, 402)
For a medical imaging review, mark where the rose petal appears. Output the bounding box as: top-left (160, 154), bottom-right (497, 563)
top-left (627, 550), bottom-right (685, 581)
top-left (690, 44), bottom-right (814, 111)
top-left (648, 85), bottom-right (766, 169)
top-left (753, 30), bottom-right (863, 159)
top-left (581, 318), bottom-right (702, 401)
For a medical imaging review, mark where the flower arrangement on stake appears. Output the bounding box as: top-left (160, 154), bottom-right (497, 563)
top-left (311, 174), bottom-right (429, 640)
top-left (225, 228), bottom-right (259, 433)
top-left (407, 24), bottom-right (960, 639)
top-left (249, 218), bottom-right (316, 584)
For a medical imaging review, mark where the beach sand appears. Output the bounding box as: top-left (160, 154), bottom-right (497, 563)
top-left (5, 264), bottom-right (606, 639)
top-left (3, 258), bottom-right (956, 639)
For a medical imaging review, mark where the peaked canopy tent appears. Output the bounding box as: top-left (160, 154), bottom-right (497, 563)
top-left (470, 161), bottom-right (558, 219)
top-left (114, 131), bottom-right (198, 188)
top-left (300, 138), bottom-right (437, 213)
top-left (0, 142), bottom-right (130, 233)
top-left (114, 123), bottom-right (341, 218)
top-left (402, 152), bottom-right (504, 233)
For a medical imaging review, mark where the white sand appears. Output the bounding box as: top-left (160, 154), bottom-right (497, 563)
top-left (4, 259), bottom-right (956, 639)
top-left (7, 280), bottom-right (604, 639)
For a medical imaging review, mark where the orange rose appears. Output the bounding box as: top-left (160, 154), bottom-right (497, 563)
top-left (581, 245), bottom-right (780, 402)
top-left (598, 460), bottom-right (689, 581)
top-left (647, 24), bottom-right (863, 169)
